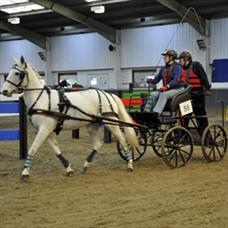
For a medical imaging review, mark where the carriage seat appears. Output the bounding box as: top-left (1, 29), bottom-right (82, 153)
top-left (164, 85), bottom-right (192, 112)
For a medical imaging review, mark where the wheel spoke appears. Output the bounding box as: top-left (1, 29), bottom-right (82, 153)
top-left (215, 145), bottom-right (223, 159)
top-left (215, 138), bottom-right (226, 145)
top-left (208, 132), bottom-right (215, 144)
top-left (212, 147), bottom-right (216, 160)
top-left (136, 148), bottom-right (143, 156)
top-left (207, 147), bottom-right (214, 158)
top-left (179, 148), bottom-right (191, 156)
top-left (167, 151), bottom-right (176, 164)
top-left (175, 151), bottom-right (178, 167)
top-left (213, 125), bottom-right (216, 138)
top-left (178, 133), bottom-right (188, 144)
top-left (179, 150), bottom-right (186, 164)
top-left (215, 143), bottom-right (225, 148)
top-left (215, 128), bottom-right (222, 139)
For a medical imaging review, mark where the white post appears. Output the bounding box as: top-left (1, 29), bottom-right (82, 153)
top-left (45, 38), bottom-right (53, 85)
top-left (205, 20), bottom-right (211, 83)
top-left (112, 30), bottom-right (121, 89)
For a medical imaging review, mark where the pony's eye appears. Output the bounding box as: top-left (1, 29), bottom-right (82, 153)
top-left (15, 72), bottom-right (19, 76)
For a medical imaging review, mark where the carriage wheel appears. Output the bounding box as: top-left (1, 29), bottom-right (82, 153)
top-left (117, 129), bottom-right (147, 162)
top-left (151, 125), bottom-right (173, 157)
top-left (151, 131), bottom-right (163, 157)
top-left (161, 126), bottom-right (193, 169)
top-left (201, 124), bottom-right (227, 162)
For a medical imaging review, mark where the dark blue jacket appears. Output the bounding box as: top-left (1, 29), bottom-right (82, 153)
top-left (153, 62), bottom-right (182, 89)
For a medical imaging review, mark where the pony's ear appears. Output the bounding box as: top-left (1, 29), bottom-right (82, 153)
top-left (20, 56), bottom-right (25, 64)
top-left (13, 57), bottom-right (18, 65)
top-left (20, 56), bottom-right (27, 68)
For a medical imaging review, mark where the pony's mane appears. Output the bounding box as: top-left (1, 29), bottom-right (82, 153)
top-left (28, 64), bottom-right (45, 84)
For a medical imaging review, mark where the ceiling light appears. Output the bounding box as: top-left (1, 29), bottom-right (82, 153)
top-left (85, 0), bottom-right (99, 2)
top-left (0, 0), bottom-right (28, 6)
top-left (0, 3), bottom-right (44, 14)
top-left (8, 17), bottom-right (20, 24)
top-left (91, 5), bottom-right (105, 14)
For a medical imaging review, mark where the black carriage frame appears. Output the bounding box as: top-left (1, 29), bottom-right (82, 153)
top-left (117, 86), bottom-right (227, 169)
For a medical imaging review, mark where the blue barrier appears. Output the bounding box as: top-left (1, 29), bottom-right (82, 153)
top-left (0, 101), bottom-right (19, 113)
top-left (0, 129), bottom-right (20, 140)
top-left (0, 98), bottom-right (27, 159)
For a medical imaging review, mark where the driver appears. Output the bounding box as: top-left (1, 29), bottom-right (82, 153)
top-left (144, 49), bottom-right (184, 114)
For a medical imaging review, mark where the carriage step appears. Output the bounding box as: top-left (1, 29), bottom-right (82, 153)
top-left (159, 117), bottom-right (177, 125)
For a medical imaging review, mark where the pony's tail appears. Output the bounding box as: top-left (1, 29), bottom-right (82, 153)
top-left (115, 96), bottom-right (139, 149)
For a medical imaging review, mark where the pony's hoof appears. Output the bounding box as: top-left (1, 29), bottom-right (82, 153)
top-left (127, 167), bottom-right (134, 172)
top-left (66, 165), bottom-right (74, 177)
top-left (66, 170), bottom-right (74, 177)
top-left (21, 175), bottom-right (29, 182)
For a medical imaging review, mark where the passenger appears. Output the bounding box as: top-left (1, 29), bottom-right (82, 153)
top-left (72, 82), bottom-right (83, 91)
top-left (59, 80), bottom-right (69, 88)
top-left (178, 50), bottom-right (212, 134)
top-left (144, 49), bottom-right (184, 114)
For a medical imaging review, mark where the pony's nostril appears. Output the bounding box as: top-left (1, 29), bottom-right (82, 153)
top-left (2, 90), bottom-right (8, 96)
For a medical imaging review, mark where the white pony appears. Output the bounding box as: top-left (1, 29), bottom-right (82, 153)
top-left (1, 57), bottom-right (139, 180)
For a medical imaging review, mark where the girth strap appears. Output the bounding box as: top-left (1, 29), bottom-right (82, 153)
top-left (95, 89), bottom-right (115, 115)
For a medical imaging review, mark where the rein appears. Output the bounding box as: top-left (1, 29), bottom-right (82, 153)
top-left (29, 108), bottom-right (147, 130)
top-left (25, 88), bottom-right (146, 131)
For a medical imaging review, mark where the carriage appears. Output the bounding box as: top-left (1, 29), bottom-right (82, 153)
top-left (117, 85), bottom-right (227, 168)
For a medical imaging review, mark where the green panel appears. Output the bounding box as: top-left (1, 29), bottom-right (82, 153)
top-left (121, 90), bottom-right (149, 112)
top-left (122, 90), bottom-right (149, 98)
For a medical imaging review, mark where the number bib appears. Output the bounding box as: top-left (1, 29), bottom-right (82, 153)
top-left (179, 100), bottom-right (193, 116)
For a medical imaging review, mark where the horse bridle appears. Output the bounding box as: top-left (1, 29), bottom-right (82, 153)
top-left (6, 65), bottom-right (28, 89)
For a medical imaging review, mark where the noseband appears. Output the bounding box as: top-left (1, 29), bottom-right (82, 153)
top-left (6, 65), bottom-right (28, 88)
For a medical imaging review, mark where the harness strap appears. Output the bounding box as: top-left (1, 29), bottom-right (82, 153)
top-left (95, 89), bottom-right (102, 115)
top-left (57, 89), bottom-right (66, 112)
top-left (99, 89), bottom-right (115, 113)
top-left (6, 65), bottom-right (28, 88)
top-left (27, 87), bottom-right (45, 115)
top-left (29, 109), bottom-right (143, 130)
top-left (44, 86), bottom-right (51, 110)
top-left (54, 90), bottom-right (71, 135)
top-left (101, 112), bottom-right (119, 118)
top-left (27, 86), bottom-right (52, 116)
top-left (6, 79), bottom-right (18, 87)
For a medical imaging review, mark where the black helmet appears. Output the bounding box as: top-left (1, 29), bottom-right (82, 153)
top-left (161, 49), bottom-right (178, 59)
top-left (179, 51), bottom-right (192, 61)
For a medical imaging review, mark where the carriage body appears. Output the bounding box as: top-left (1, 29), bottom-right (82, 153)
top-left (117, 86), bottom-right (227, 168)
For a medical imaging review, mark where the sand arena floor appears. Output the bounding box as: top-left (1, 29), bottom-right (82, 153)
top-left (0, 117), bottom-right (227, 228)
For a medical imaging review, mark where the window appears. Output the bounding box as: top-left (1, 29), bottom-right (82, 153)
top-left (87, 73), bottom-right (110, 89)
top-left (132, 69), bottom-right (158, 88)
top-left (58, 73), bottom-right (78, 87)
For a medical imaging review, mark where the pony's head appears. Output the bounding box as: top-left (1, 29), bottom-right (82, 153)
top-left (1, 56), bottom-right (29, 97)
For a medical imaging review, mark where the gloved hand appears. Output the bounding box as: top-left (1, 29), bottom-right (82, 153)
top-left (159, 86), bottom-right (168, 92)
top-left (205, 90), bottom-right (212, 96)
top-left (146, 78), bottom-right (153, 84)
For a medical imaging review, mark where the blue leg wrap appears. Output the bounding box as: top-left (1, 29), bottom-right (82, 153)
top-left (24, 155), bottom-right (33, 168)
top-left (124, 150), bottom-right (132, 161)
